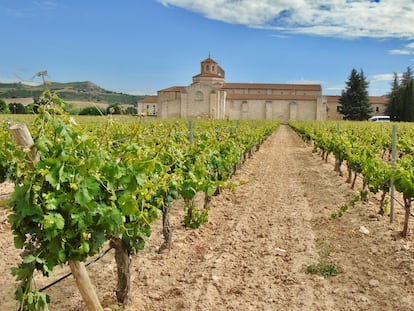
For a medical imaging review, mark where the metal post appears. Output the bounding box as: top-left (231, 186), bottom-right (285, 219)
top-left (390, 124), bottom-right (397, 223)
top-left (189, 120), bottom-right (193, 144)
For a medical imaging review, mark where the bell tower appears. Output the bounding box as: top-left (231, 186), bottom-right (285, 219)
top-left (192, 57), bottom-right (225, 87)
top-left (200, 57), bottom-right (225, 77)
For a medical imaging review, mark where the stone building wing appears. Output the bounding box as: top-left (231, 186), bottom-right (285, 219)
top-left (139, 57), bottom-right (327, 121)
top-left (326, 95), bottom-right (388, 120)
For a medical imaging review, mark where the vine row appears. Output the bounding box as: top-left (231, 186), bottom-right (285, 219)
top-left (290, 120), bottom-right (414, 237)
top-left (1, 89), bottom-right (279, 310)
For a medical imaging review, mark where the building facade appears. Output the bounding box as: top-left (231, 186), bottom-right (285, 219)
top-left (139, 57), bottom-right (327, 122)
top-left (326, 95), bottom-right (388, 120)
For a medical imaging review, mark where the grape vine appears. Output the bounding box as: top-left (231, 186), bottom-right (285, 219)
top-left (290, 120), bottom-right (414, 237)
top-left (1, 89), bottom-right (280, 310)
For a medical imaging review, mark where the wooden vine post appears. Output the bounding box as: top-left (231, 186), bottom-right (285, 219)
top-left (9, 124), bottom-right (40, 170)
top-left (10, 124), bottom-right (104, 311)
top-left (68, 261), bottom-right (104, 311)
top-left (334, 123), bottom-right (343, 176)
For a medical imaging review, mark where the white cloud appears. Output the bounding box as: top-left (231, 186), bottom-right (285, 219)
top-left (0, 77), bottom-right (42, 86)
top-left (33, 1), bottom-right (58, 9)
top-left (389, 49), bottom-right (412, 55)
top-left (113, 87), bottom-right (156, 96)
top-left (389, 41), bottom-right (414, 55)
top-left (325, 85), bottom-right (344, 92)
top-left (288, 78), bottom-right (325, 85)
top-left (371, 73), bottom-right (402, 81)
top-left (159, 0), bottom-right (414, 39)
top-left (0, 77), bottom-right (17, 84)
top-left (368, 72), bottom-right (404, 95)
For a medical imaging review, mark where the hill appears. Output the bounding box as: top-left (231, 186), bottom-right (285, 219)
top-left (0, 81), bottom-right (146, 106)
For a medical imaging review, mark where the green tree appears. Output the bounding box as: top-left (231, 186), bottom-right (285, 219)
top-left (107, 103), bottom-right (123, 115)
top-left (338, 69), bottom-right (373, 120)
top-left (399, 67), bottom-right (414, 122)
top-left (125, 106), bottom-right (137, 115)
top-left (386, 67), bottom-right (414, 122)
top-left (0, 99), bottom-right (10, 113)
top-left (25, 103), bottom-right (37, 114)
top-left (8, 103), bottom-right (27, 114)
top-left (79, 106), bottom-right (104, 115)
top-left (385, 73), bottom-right (401, 121)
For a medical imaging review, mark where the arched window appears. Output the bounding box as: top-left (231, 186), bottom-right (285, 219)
top-left (195, 91), bottom-right (204, 100)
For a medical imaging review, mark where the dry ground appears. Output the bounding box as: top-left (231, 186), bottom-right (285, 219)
top-left (1, 125), bottom-right (413, 311)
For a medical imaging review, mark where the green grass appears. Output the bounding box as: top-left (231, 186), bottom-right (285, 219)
top-left (306, 261), bottom-right (339, 278)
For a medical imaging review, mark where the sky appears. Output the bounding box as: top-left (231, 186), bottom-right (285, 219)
top-left (1, 0), bottom-right (414, 96)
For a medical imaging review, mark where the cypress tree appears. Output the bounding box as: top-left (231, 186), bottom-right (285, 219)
top-left (0, 99), bottom-right (10, 113)
top-left (399, 67), bottom-right (414, 122)
top-left (339, 69), bottom-right (373, 120)
top-left (385, 73), bottom-right (401, 121)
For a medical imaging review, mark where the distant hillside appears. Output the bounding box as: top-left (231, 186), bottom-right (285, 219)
top-left (0, 81), bottom-right (146, 106)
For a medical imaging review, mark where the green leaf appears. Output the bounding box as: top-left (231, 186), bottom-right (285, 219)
top-left (85, 176), bottom-right (100, 197)
top-left (43, 213), bottom-right (65, 231)
top-left (97, 205), bottom-right (122, 233)
top-left (80, 241), bottom-right (90, 254)
top-left (71, 212), bottom-right (87, 230)
top-left (118, 193), bottom-right (138, 215)
top-left (58, 249), bottom-right (66, 263)
top-left (13, 234), bottom-right (24, 249)
top-left (36, 137), bottom-right (52, 153)
top-left (45, 168), bottom-right (59, 189)
top-left (23, 255), bottom-right (36, 263)
top-left (181, 182), bottom-right (197, 199)
top-left (75, 186), bottom-right (92, 205)
top-left (45, 196), bottom-right (59, 210)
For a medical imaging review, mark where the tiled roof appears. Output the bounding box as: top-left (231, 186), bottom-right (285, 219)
top-left (326, 95), bottom-right (388, 104)
top-left (223, 83), bottom-right (321, 91)
top-left (193, 72), bottom-right (223, 78)
top-left (370, 96), bottom-right (388, 104)
top-left (201, 57), bottom-right (218, 64)
top-left (226, 94), bottom-right (318, 101)
top-left (326, 96), bottom-right (341, 103)
top-left (158, 86), bottom-right (184, 92)
top-left (139, 95), bottom-right (158, 103)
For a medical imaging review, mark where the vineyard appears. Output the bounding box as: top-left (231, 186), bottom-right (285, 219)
top-left (0, 90), bottom-right (414, 310)
top-left (290, 120), bottom-right (414, 236)
top-left (0, 90), bottom-right (279, 310)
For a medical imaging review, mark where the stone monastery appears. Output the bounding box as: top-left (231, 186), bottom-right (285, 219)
top-left (139, 57), bottom-right (388, 121)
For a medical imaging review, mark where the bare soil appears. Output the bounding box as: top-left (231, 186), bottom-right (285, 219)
top-left (1, 125), bottom-right (413, 311)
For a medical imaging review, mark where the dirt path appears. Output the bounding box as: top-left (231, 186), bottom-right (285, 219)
top-left (1, 125), bottom-right (413, 310)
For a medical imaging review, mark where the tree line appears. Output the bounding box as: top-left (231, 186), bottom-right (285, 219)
top-left (0, 99), bottom-right (137, 115)
top-left (3, 68), bottom-right (414, 121)
top-left (385, 68), bottom-right (414, 122)
top-left (339, 67), bottom-right (414, 122)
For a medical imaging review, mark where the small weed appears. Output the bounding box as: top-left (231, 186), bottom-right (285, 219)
top-left (225, 181), bottom-right (237, 192)
top-left (349, 193), bottom-right (360, 207)
top-left (306, 261), bottom-right (339, 278)
top-left (183, 206), bottom-right (209, 229)
top-left (331, 192), bottom-right (361, 218)
top-left (359, 189), bottom-right (369, 201)
top-left (379, 197), bottom-right (390, 216)
top-left (331, 204), bottom-right (348, 218)
top-left (307, 243), bottom-right (340, 278)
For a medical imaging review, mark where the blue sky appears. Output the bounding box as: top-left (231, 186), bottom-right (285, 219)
top-left (1, 0), bottom-right (414, 96)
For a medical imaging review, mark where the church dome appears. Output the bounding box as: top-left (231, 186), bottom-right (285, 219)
top-left (192, 57), bottom-right (225, 86)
